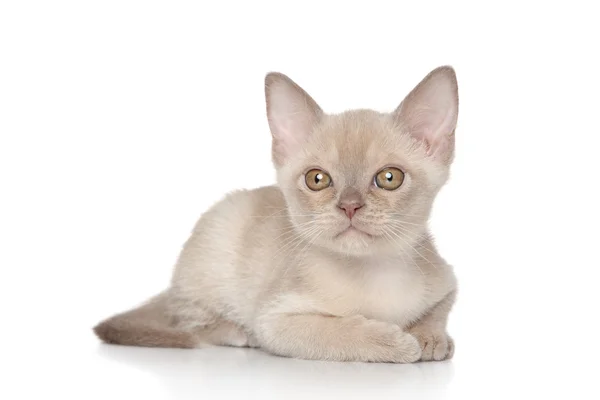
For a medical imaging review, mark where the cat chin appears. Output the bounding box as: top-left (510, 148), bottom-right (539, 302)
top-left (325, 231), bottom-right (413, 258)
top-left (325, 228), bottom-right (380, 255)
top-left (335, 226), bottom-right (373, 239)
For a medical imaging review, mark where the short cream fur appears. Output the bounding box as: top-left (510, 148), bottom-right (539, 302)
top-left (94, 66), bottom-right (459, 363)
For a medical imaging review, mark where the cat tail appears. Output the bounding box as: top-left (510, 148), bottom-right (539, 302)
top-left (93, 291), bottom-right (197, 349)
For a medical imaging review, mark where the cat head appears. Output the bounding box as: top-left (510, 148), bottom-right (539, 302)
top-left (265, 67), bottom-right (458, 256)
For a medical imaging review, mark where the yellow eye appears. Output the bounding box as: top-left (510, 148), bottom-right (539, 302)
top-left (305, 169), bottom-right (332, 191)
top-left (374, 167), bottom-right (405, 190)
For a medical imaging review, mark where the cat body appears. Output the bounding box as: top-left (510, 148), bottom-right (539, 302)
top-left (95, 67), bottom-right (460, 363)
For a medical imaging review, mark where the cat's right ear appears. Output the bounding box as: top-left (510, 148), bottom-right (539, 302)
top-left (265, 73), bottom-right (323, 166)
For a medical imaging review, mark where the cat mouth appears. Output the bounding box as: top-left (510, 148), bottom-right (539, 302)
top-left (336, 225), bottom-right (373, 238)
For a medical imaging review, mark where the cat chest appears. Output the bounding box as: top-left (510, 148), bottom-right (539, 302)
top-left (322, 265), bottom-right (429, 326)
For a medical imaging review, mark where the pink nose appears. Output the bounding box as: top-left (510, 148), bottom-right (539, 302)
top-left (338, 202), bottom-right (363, 219)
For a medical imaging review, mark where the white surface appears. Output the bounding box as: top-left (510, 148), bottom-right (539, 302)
top-left (1, 1), bottom-right (599, 399)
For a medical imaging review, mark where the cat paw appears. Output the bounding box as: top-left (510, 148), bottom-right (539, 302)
top-left (356, 316), bottom-right (422, 363)
top-left (391, 331), bottom-right (422, 363)
top-left (245, 333), bottom-right (261, 348)
top-left (410, 330), bottom-right (454, 361)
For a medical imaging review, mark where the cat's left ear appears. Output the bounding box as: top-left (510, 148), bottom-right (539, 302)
top-left (394, 66), bottom-right (459, 162)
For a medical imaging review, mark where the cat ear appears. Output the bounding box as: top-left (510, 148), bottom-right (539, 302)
top-left (394, 66), bottom-right (459, 162)
top-left (265, 72), bottom-right (323, 166)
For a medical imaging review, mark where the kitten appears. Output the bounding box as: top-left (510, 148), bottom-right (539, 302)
top-left (94, 66), bottom-right (459, 363)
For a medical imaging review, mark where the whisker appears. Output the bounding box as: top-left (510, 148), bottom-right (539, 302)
top-left (386, 227), bottom-right (439, 270)
top-left (388, 223), bottom-right (440, 257)
top-left (247, 215), bottom-right (323, 219)
top-left (270, 221), bottom-right (316, 241)
top-left (284, 230), bottom-right (323, 280)
top-left (387, 219), bottom-right (425, 227)
top-left (382, 226), bottom-right (425, 276)
top-left (270, 225), bottom-right (321, 262)
top-left (272, 226), bottom-right (322, 279)
top-left (388, 212), bottom-right (432, 218)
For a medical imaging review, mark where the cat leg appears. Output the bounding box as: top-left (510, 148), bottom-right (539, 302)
top-left (406, 290), bottom-right (456, 361)
top-left (168, 296), bottom-right (257, 348)
top-left (254, 312), bottom-right (421, 363)
top-left (93, 291), bottom-right (252, 349)
top-left (191, 319), bottom-right (259, 348)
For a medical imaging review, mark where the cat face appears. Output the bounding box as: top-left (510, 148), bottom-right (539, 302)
top-left (265, 67), bottom-right (458, 256)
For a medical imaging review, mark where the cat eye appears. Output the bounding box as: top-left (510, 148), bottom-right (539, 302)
top-left (305, 169), bottom-right (332, 191)
top-left (374, 167), bottom-right (405, 190)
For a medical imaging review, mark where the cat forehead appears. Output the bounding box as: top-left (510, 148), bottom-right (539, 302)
top-left (321, 109), bottom-right (390, 141)
top-left (304, 110), bottom-right (416, 170)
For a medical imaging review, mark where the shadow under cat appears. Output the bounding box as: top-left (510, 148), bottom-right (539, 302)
top-left (96, 344), bottom-right (455, 399)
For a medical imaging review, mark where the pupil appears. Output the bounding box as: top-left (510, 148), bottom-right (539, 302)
top-left (315, 173), bottom-right (322, 183)
top-left (385, 172), bottom-right (393, 181)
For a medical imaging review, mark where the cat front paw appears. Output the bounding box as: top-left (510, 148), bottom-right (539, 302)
top-left (410, 330), bottom-right (454, 361)
top-left (356, 316), bottom-right (422, 363)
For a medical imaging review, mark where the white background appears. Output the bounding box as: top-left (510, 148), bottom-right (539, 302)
top-left (1, 1), bottom-right (599, 399)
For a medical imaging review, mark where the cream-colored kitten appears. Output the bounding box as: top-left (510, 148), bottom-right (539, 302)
top-left (94, 66), bottom-right (459, 363)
